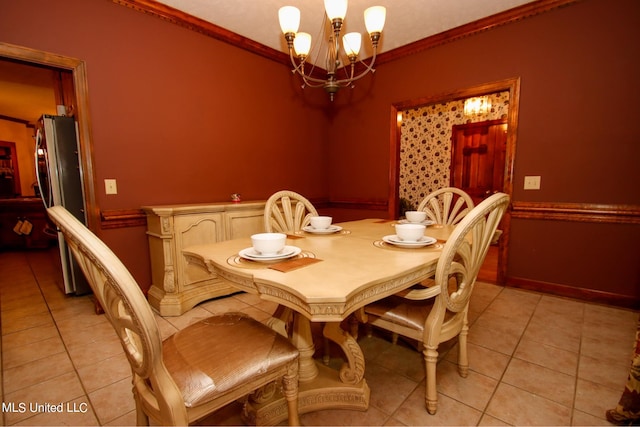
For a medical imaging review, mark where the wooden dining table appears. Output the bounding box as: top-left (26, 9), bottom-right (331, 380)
top-left (183, 218), bottom-right (453, 425)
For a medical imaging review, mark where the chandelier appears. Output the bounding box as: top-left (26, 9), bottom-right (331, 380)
top-left (278, 0), bottom-right (386, 101)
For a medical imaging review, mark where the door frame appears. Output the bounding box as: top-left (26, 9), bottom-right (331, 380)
top-left (0, 42), bottom-right (99, 232)
top-left (388, 77), bottom-right (520, 284)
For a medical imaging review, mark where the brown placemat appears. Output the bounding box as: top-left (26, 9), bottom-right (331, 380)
top-left (268, 257), bottom-right (323, 272)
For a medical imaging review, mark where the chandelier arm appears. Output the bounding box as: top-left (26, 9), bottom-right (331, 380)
top-left (295, 70), bottom-right (336, 86)
top-left (286, 50), bottom-right (328, 88)
top-left (333, 47), bottom-right (378, 86)
top-left (286, 48), bottom-right (309, 76)
top-left (299, 76), bottom-right (330, 88)
top-left (284, 43), bottom-right (332, 87)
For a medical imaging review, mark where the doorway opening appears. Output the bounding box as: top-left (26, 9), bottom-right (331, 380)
top-left (0, 42), bottom-right (97, 232)
top-left (389, 77), bottom-right (520, 285)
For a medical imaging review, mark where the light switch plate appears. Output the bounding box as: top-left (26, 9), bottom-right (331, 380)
top-left (105, 179), bottom-right (118, 195)
top-left (524, 175), bottom-right (541, 190)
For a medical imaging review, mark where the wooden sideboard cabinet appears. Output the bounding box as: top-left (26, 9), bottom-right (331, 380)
top-left (142, 201), bottom-right (266, 316)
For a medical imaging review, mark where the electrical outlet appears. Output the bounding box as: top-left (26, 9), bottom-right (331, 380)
top-left (105, 179), bottom-right (118, 195)
top-left (524, 175), bottom-right (541, 190)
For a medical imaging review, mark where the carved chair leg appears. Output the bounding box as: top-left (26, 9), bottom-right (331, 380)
top-left (282, 362), bottom-right (300, 426)
top-left (424, 346), bottom-right (439, 415)
top-left (133, 396), bottom-right (149, 426)
top-left (458, 322), bottom-right (469, 378)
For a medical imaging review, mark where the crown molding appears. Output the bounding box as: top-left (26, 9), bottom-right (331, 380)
top-left (111, 0), bottom-right (580, 73)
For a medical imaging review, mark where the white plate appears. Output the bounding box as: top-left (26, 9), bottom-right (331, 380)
top-left (397, 219), bottom-right (435, 226)
top-left (302, 225), bottom-right (343, 234)
top-left (239, 245), bottom-right (301, 261)
top-left (382, 235), bottom-right (437, 249)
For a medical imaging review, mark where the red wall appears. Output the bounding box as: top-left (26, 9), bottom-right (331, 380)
top-left (0, 0), bottom-right (331, 287)
top-left (1, 0), bottom-right (639, 303)
top-left (325, 0), bottom-right (640, 302)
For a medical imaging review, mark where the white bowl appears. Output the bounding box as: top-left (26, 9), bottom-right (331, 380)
top-left (310, 216), bottom-right (332, 230)
top-left (405, 210), bottom-right (427, 223)
top-left (395, 223), bottom-right (425, 242)
top-left (251, 233), bottom-right (286, 255)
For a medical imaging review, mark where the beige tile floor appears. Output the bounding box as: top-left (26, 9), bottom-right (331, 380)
top-left (1, 248), bottom-right (637, 426)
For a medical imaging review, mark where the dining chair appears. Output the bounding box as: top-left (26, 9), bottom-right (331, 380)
top-left (360, 192), bottom-right (509, 415)
top-left (263, 190), bottom-right (340, 363)
top-left (264, 190), bottom-right (318, 233)
top-left (47, 205), bottom-right (300, 426)
top-left (394, 187), bottom-right (475, 341)
top-left (417, 187), bottom-right (475, 226)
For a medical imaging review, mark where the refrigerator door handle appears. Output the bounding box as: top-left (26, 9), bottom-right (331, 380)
top-left (34, 128), bottom-right (52, 209)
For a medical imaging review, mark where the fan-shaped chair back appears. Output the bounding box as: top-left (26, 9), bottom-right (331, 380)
top-left (417, 187), bottom-right (474, 226)
top-left (264, 190), bottom-right (318, 233)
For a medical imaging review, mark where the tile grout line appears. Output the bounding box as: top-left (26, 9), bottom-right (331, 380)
top-left (21, 253), bottom-right (103, 426)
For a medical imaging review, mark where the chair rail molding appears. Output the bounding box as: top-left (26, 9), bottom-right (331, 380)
top-left (511, 201), bottom-right (640, 224)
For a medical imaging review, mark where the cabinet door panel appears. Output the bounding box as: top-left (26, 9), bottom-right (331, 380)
top-left (175, 213), bottom-right (223, 286)
top-left (225, 209), bottom-right (264, 240)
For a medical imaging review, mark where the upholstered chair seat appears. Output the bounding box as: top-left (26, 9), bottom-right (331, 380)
top-left (162, 312), bottom-right (299, 409)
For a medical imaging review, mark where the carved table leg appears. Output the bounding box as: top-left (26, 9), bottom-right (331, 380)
top-left (291, 314), bottom-right (319, 382)
top-left (322, 322), bottom-right (365, 385)
top-left (265, 305), bottom-right (292, 338)
top-left (243, 314), bottom-right (370, 425)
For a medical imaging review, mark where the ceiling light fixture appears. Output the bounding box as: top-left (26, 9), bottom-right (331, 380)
top-left (279, 0), bottom-right (386, 101)
top-left (464, 96), bottom-right (492, 117)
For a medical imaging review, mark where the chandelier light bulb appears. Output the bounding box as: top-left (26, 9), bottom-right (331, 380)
top-left (364, 6), bottom-right (386, 34)
top-left (278, 6), bottom-right (300, 34)
top-left (324, 0), bottom-right (348, 21)
top-left (343, 32), bottom-right (362, 57)
top-left (293, 32), bottom-right (312, 57)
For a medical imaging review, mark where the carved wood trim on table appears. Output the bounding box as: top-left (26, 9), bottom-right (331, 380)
top-left (512, 201), bottom-right (640, 224)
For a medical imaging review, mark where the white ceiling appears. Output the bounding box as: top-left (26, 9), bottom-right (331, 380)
top-left (156, 0), bottom-right (536, 61)
top-left (0, 0), bottom-right (537, 124)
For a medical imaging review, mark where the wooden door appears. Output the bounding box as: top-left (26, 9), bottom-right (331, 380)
top-left (0, 141), bottom-right (21, 197)
top-left (450, 119), bottom-right (507, 205)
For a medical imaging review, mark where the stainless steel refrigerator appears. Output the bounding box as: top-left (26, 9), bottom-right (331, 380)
top-left (35, 115), bottom-right (91, 295)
